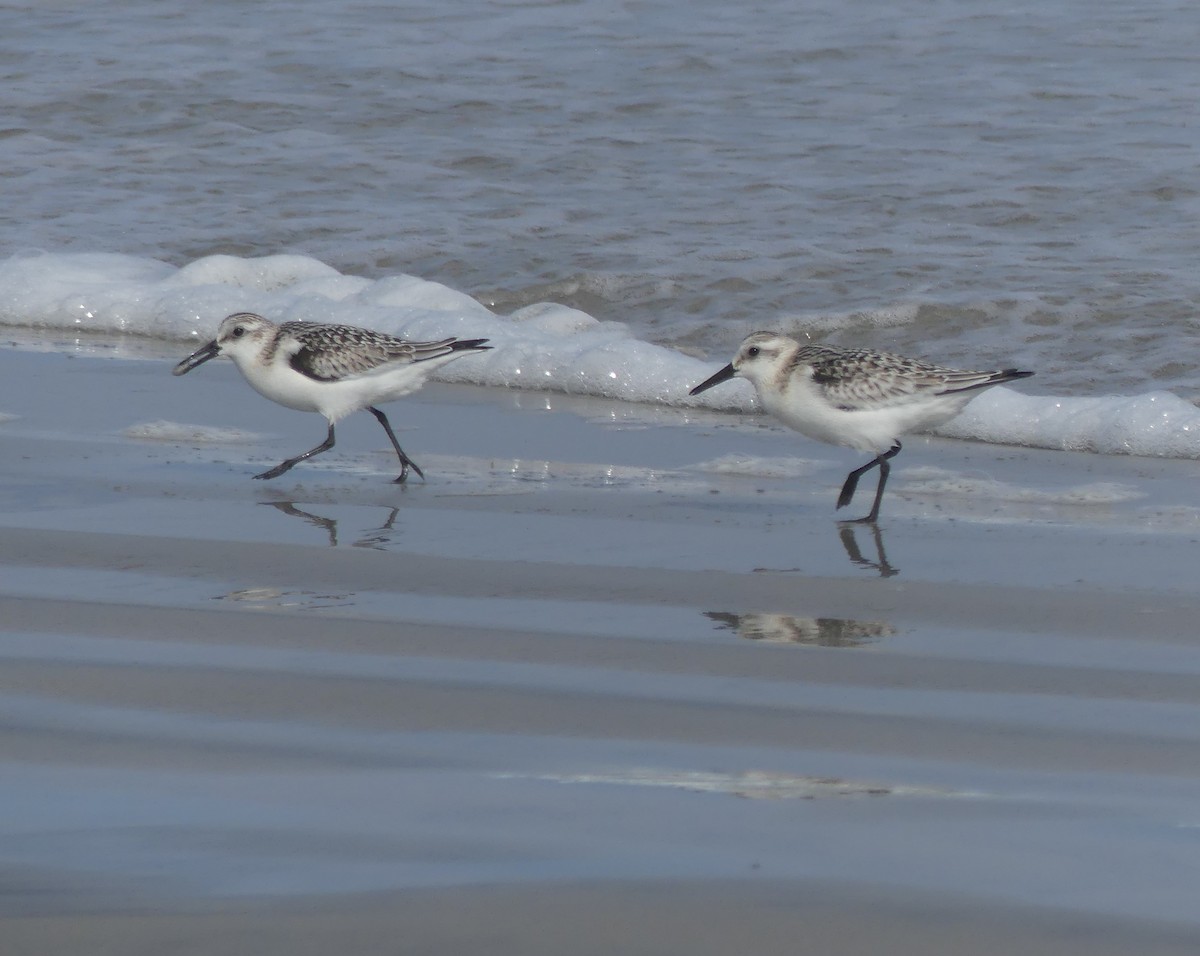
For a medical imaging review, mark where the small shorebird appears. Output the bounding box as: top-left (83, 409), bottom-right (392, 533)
top-left (689, 331), bottom-right (1033, 522)
top-left (173, 312), bottom-right (490, 482)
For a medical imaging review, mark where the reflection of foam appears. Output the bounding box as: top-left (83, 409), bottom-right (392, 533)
top-left (901, 466), bottom-right (1143, 506)
top-left (504, 768), bottom-right (978, 800)
top-left (692, 454), bottom-right (826, 479)
top-left (705, 611), bottom-right (895, 648)
top-left (216, 587), bottom-right (354, 610)
top-left (123, 419), bottom-right (266, 444)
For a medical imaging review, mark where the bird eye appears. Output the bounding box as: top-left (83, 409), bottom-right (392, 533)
top-left (231, 326), bottom-right (245, 338)
top-left (747, 346), bottom-right (760, 358)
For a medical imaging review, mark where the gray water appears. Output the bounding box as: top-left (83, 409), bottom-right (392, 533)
top-left (4, 0), bottom-right (1200, 393)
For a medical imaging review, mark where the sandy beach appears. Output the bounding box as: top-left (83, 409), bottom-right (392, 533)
top-left (4, 342), bottom-right (1200, 953)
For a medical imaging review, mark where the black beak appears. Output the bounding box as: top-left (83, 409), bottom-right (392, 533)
top-left (689, 363), bottom-right (737, 396)
top-left (172, 339), bottom-right (221, 376)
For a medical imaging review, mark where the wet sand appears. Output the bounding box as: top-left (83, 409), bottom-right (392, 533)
top-left (3, 344), bottom-right (1200, 953)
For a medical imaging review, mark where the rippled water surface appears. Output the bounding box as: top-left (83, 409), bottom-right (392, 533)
top-left (3, 0), bottom-right (1200, 392)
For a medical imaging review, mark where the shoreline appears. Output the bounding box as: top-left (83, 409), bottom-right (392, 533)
top-left (7, 881), bottom-right (1200, 956)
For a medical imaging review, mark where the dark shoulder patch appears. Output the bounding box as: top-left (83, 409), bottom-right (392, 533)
top-left (807, 349), bottom-right (850, 386)
top-left (810, 364), bottom-right (839, 385)
top-left (289, 346), bottom-right (337, 382)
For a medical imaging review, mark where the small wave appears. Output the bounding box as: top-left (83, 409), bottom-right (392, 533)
top-left (2, 250), bottom-right (1199, 461)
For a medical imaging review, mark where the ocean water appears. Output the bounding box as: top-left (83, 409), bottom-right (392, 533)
top-left (3, 0), bottom-right (1200, 456)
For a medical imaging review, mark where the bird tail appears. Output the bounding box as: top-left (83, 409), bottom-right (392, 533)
top-left (939, 368), bottom-right (1033, 395)
top-left (408, 337), bottom-right (492, 363)
top-left (448, 338), bottom-right (491, 353)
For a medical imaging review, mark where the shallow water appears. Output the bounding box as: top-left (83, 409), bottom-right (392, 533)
top-left (5, 349), bottom-right (1200, 934)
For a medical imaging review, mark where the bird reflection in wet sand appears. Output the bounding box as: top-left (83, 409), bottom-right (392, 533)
top-left (263, 501), bottom-right (400, 549)
top-left (704, 611), bottom-right (895, 649)
top-left (838, 522), bottom-right (898, 577)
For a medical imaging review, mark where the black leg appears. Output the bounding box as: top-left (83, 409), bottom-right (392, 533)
top-left (836, 441), bottom-right (902, 523)
top-left (254, 423), bottom-right (336, 480)
top-left (264, 501), bottom-right (338, 546)
top-left (368, 406), bottom-right (425, 483)
top-left (836, 459), bottom-right (876, 511)
top-left (838, 522), bottom-right (899, 577)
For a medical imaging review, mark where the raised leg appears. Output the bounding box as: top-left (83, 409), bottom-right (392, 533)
top-left (836, 441), bottom-right (901, 523)
top-left (368, 406), bottom-right (425, 483)
top-left (254, 423), bottom-right (336, 480)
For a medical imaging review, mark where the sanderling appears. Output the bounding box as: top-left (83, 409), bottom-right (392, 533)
top-left (173, 312), bottom-right (490, 482)
top-left (689, 331), bottom-right (1033, 522)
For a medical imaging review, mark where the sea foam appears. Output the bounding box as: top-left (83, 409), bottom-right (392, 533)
top-left (2, 250), bottom-right (1199, 460)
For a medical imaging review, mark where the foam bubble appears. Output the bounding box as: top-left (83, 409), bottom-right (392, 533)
top-left (937, 388), bottom-right (1200, 459)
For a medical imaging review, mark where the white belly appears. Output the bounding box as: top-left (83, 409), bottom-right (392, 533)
top-left (233, 356), bottom-right (427, 422)
top-left (762, 389), bottom-right (974, 454)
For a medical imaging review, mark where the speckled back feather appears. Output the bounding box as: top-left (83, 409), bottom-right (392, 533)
top-left (280, 322), bottom-right (485, 382)
top-left (794, 345), bottom-right (1030, 411)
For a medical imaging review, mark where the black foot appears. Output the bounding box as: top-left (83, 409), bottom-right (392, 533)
top-left (837, 514), bottom-right (879, 526)
top-left (392, 458), bottom-right (425, 484)
top-left (253, 463), bottom-right (294, 481)
top-left (836, 475), bottom-right (860, 511)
